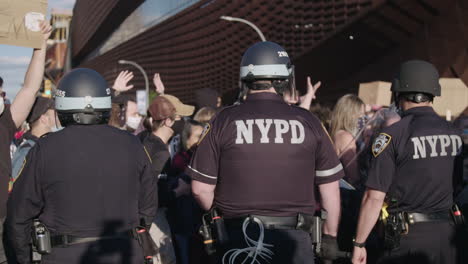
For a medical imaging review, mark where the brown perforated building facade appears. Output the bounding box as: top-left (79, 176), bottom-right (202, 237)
top-left (71, 0), bottom-right (468, 105)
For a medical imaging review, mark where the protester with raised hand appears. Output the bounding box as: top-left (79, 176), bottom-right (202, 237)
top-left (299, 76), bottom-right (321, 109)
top-left (109, 70), bottom-right (146, 133)
top-left (112, 70), bottom-right (134, 95)
top-left (283, 76), bottom-right (321, 110)
top-left (153, 73), bottom-right (165, 95)
top-left (0, 20), bottom-right (51, 263)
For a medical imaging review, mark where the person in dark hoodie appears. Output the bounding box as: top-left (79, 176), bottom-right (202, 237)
top-left (138, 96), bottom-right (187, 264)
top-left (194, 88), bottom-right (222, 109)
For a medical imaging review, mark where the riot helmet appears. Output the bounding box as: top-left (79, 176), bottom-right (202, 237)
top-left (238, 41), bottom-right (295, 102)
top-left (391, 60), bottom-right (441, 104)
top-left (55, 68), bottom-right (111, 126)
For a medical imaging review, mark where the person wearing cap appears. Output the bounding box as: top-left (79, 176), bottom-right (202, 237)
top-left (352, 60), bottom-right (463, 264)
top-left (10, 97), bottom-right (57, 187)
top-left (139, 96), bottom-right (178, 178)
top-left (137, 96), bottom-right (179, 264)
top-left (160, 94), bottom-right (195, 159)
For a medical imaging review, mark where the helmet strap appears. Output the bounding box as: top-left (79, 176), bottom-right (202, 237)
top-left (398, 92), bottom-right (433, 104)
top-left (235, 83), bottom-right (249, 105)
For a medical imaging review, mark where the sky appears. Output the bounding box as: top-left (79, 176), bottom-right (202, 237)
top-left (0, 0), bottom-right (76, 100)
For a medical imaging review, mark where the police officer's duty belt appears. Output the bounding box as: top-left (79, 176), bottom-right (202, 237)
top-left (226, 214), bottom-right (316, 232)
top-left (51, 232), bottom-right (132, 247)
top-left (404, 211), bottom-right (451, 225)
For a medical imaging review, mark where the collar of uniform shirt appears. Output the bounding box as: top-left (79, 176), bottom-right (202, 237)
top-left (246, 92), bottom-right (284, 102)
top-left (22, 131), bottom-right (39, 142)
top-left (402, 106), bottom-right (435, 117)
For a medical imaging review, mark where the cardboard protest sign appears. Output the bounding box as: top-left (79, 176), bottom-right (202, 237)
top-left (434, 78), bottom-right (468, 120)
top-left (0, 0), bottom-right (48, 49)
top-left (358, 81), bottom-right (392, 106)
top-left (359, 79), bottom-right (468, 120)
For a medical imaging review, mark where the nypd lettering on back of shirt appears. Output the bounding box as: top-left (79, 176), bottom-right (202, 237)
top-left (411, 134), bottom-right (462, 159)
top-left (235, 119), bottom-right (304, 144)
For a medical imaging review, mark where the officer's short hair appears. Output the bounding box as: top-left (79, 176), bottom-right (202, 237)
top-left (247, 80), bottom-right (273, 90)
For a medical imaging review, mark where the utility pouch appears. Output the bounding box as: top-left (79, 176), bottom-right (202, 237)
top-left (199, 213), bottom-right (216, 255)
top-left (199, 208), bottom-right (229, 255)
top-left (451, 204), bottom-right (465, 226)
top-left (31, 219), bottom-right (51, 262)
top-left (211, 209), bottom-right (229, 246)
top-left (384, 213), bottom-right (406, 250)
top-left (305, 210), bottom-right (326, 254)
top-left (132, 226), bottom-right (157, 264)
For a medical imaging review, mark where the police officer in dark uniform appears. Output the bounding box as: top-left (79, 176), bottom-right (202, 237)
top-left (6, 68), bottom-right (157, 264)
top-left (187, 41), bottom-right (344, 263)
top-left (352, 60), bottom-right (463, 264)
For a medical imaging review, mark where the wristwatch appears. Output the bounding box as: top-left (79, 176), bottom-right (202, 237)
top-left (352, 238), bottom-right (366, 248)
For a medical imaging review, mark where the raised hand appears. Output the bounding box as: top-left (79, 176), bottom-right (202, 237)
top-left (153, 73), bottom-right (165, 94)
top-left (39, 21), bottom-right (52, 43)
top-left (112, 70), bottom-right (134, 92)
top-left (303, 76), bottom-right (321, 100)
top-left (11, 22), bottom-right (52, 127)
top-left (299, 76), bottom-right (321, 110)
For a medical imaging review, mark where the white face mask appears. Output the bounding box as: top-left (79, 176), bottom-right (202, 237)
top-left (0, 99), bottom-right (4, 116)
top-left (126, 116), bottom-right (142, 130)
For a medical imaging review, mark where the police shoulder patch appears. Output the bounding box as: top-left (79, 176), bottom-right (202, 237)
top-left (372, 133), bottom-right (392, 157)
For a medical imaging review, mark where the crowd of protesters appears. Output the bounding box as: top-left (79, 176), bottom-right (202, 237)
top-left (0, 21), bottom-right (467, 264)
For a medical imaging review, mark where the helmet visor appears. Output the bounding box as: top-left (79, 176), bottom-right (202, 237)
top-left (289, 65), bottom-right (297, 99)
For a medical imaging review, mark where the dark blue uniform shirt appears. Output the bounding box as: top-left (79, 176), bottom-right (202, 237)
top-left (7, 124), bottom-right (157, 263)
top-left (366, 106), bottom-right (463, 213)
top-left (187, 92), bottom-right (344, 218)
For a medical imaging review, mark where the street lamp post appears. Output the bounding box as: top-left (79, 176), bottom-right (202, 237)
top-left (220, 16), bottom-right (266, 42)
top-left (118, 60), bottom-right (149, 114)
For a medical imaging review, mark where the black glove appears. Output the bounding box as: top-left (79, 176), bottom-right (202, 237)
top-left (320, 234), bottom-right (341, 260)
